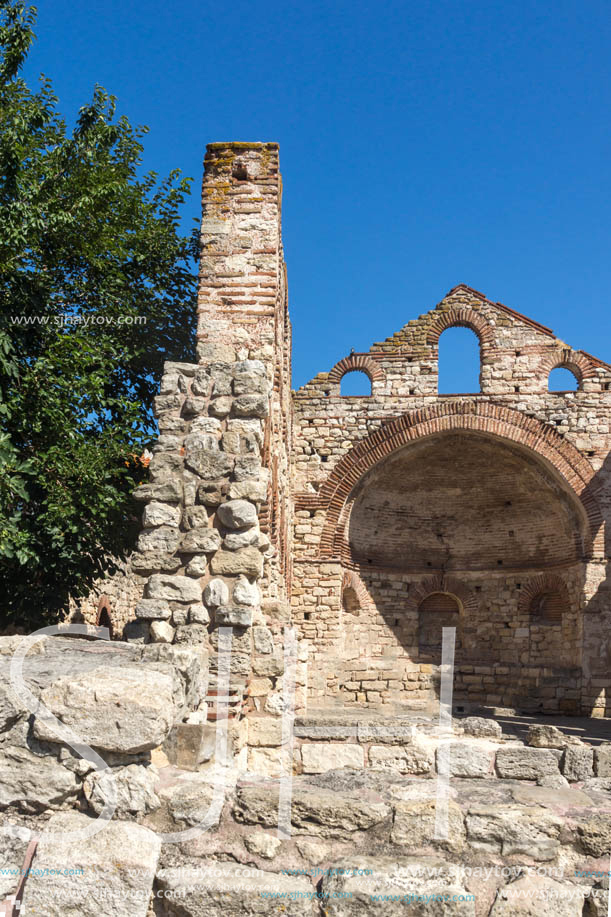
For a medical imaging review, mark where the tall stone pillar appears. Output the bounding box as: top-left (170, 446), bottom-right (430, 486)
top-left (130, 142), bottom-right (295, 725)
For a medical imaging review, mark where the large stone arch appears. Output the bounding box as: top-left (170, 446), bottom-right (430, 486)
top-left (318, 402), bottom-right (603, 558)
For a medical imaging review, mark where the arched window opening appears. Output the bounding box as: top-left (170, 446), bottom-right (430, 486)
top-left (96, 595), bottom-right (114, 639)
top-left (340, 370), bottom-right (372, 396)
top-left (548, 366), bottom-right (579, 392)
top-left (418, 592), bottom-right (460, 659)
top-left (342, 584), bottom-right (361, 614)
top-left (437, 327), bottom-right (481, 394)
top-left (530, 591), bottom-right (563, 624)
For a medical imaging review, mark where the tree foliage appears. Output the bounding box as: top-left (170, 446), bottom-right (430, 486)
top-left (0, 1), bottom-right (198, 629)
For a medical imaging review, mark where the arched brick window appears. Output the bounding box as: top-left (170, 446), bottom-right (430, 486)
top-left (438, 326), bottom-right (481, 393)
top-left (418, 592), bottom-right (461, 659)
top-left (96, 595), bottom-right (114, 639)
top-left (548, 366), bottom-right (580, 392)
top-left (529, 590), bottom-right (564, 624)
top-left (340, 370), bottom-right (372, 396)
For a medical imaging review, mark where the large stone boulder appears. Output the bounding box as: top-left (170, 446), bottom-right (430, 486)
top-left (83, 764), bottom-right (161, 818)
top-left (19, 811), bottom-right (160, 917)
top-left (234, 781), bottom-right (391, 838)
top-left (490, 875), bottom-right (586, 915)
top-left (146, 574), bottom-right (202, 603)
top-left (156, 863), bottom-right (317, 915)
top-left (33, 666), bottom-right (177, 753)
top-left (466, 804), bottom-right (563, 860)
top-left (460, 716), bottom-right (502, 739)
top-left (301, 742), bottom-right (365, 773)
top-left (0, 721), bottom-right (80, 812)
top-left (495, 747), bottom-right (560, 780)
top-left (320, 856), bottom-right (475, 916)
top-left (391, 799), bottom-right (466, 853)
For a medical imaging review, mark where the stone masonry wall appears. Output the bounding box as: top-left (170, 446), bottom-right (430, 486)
top-left (292, 284), bottom-right (611, 716)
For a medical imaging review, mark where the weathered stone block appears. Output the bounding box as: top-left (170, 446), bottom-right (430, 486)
top-left (301, 742), bottom-right (364, 773)
top-left (233, 575), bottom-right (259, 606)
top-left (142, 501), bottom-right (181, 528)
top-left (321, 856), bottom-right (474, 916)
top-left (466, 805), bottom-right (562, 860)
top-left (392, 799), bottom-right (465, 852)
top-left (185, 447), bottom-right (234, 479)
top-left (210, 547), bottom-right (264, 577)
top-left (595, 744), bottom-right (611, 777)
top-left (150, 620), bottom-right (175, 643)
top-left (179, 526), bottom-right (222, 553)
top-left (234, 782), bottom-right (390, 837)
top-left (460, 716), bottom-right (502, 739)
top-left (252, 649), bottom-right (284, 677)
top-left (562, 745), bottom-right (594, 781)
top-left (146, 574), bottom-right (202, 603)
top-left (368, 741), bottom-right (433, 775)
top-left (135, 598), bottom-right (171, 620)
top-left (83, 764), bottom-right (160, 817)
top-left (216, 605), bottom-right (253, 627)
top-left (248, 716), bottom-right (284, 747)
top-left (232, 394), bottom-right (269, 417)
top-left (490, 875), bottom-right (586, 916)
top-left (19, 812), bottom-right (161, 917)
top-left (33, 666), bottom-right (177, 753)
top-left (217, 499), bottom-right (258, 529)
top-left (438, 742), bottom-right (494, 778)
top-left (137, 525), bottom-right (180, 554)
top-left (156, 863), bottom-right (316, 916)
top-left (495, 746), bottom-right (560, 779)
top-left (204, 578), bottom-right (230, 607)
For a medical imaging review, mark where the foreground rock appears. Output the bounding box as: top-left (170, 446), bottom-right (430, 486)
top-left (0, 722), bottom-right (80, 812)
top-left (489, 875), bottom-right (586, 915)
top-left (83, 764), bottom-right (161, 818)
top-left (156, 863), bottom-right (318, 916)
top-left (466, 805), bottom-right (563, 860)
top-left (234, 780), bottom-right (391, 838)
top-left (321, 855), bottom-right (475, 916)
top-left (33, 666), bottom-right (177, 752)
top-left (19, 811), bottom-right (160, 916)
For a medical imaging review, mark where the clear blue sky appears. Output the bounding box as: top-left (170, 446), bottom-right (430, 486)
top-left (25, 0), bottom-right (611, 391)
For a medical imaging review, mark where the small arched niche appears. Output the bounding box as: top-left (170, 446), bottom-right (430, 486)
top-left (340, 370), bottom-right (372, 396)
top-left (418, 591), bottom-right (461, 660)
top-left (95, 595), bottom-right (114, 639)
top-left (548, 366), bottom-right (580, 392)
top-left (530, 590), bottom-right (564, 625)
top-left (437, 326), bottom-right (481, 394)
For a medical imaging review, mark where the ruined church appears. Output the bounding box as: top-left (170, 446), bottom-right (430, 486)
top-left (78, 141), bottom-right (611, 721)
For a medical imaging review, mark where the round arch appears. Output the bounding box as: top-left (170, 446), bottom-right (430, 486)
top-left (539, 348), bottom-right (598, 390)
top-left (328, 353), bottom-right (385, 386)
top-left (408, 574), bottom-right (478, 617)
top-left (318, 402), bottom-right (603, 558)
top-left (426, 308), bottom-right (495, 347)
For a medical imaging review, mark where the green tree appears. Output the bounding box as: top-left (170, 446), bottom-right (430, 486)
top-left (0, 1), bottom-right (198, 630)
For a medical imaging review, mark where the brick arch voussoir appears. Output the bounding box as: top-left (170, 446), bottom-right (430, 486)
top-left (328, 354), bottom-right (385, 385)
top-left (518, 573), bottom-right (570, 617)
top-left (318, 402), bottom-right (601, 559)
top-left (341, 570), bottom-right (373, 613)
top-left (426, 308), bottom-right (494, 347)
top-left (408, 575), bottom-right (477, 616)
top-left (540, 348), bottom-right (597, 384)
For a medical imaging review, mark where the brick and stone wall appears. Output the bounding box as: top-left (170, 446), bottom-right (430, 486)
top-left (72, 145), bottom-right (611, 726)
top-left (292, 284), bottom-right (611, 716)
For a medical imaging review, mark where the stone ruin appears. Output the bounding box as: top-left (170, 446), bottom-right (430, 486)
top-left (1, 141), bottom-right (611, 915)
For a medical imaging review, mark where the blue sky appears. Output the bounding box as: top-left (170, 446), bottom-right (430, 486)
top-left (25, 0), bottom-right (611, 390)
